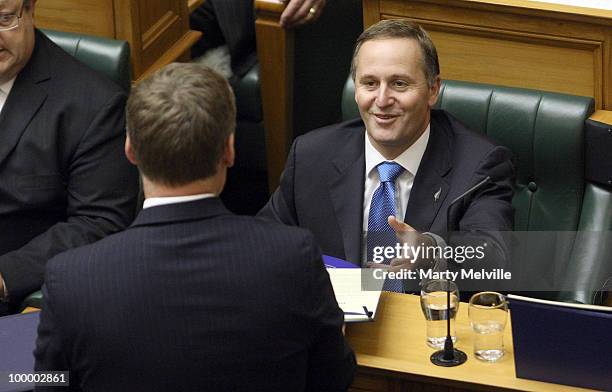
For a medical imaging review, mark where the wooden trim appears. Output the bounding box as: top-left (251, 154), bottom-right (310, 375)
top-left (589, 110), bottom-right (612, 125)
top-left (391, 0), bottom-right (612, 25)
top-left (255, 0), bottom-right (294, 191)
top-left (256, 0), bottom-right (286, 14)
top-left (134, 30), bottom-right (202, 83)
top-left (141, 11), bottom-right (180, 51)
top-left (362, 0), bottom-right (380, 28)
top-left (114, 0), bottom-right (142, 76)
top-left (188, 0), bottom-right (205, 14)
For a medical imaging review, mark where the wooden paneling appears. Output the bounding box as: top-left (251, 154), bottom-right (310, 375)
top-left (364, 0), bottom-right (612, 109)
top-left (35, 0), bottom-right (115, 37)
top-left (35, 0), bottom-right (199, 81)
top-left (426, 27), bottom-right (600, 101)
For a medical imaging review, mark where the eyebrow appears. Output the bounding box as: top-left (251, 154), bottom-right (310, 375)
top-left (358, 74), bottom-right (417, 82)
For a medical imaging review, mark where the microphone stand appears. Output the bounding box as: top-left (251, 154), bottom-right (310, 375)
top-left (430, 176), bottom-right (490, 367)
top-left (430, 279), bottom-right (467, 366)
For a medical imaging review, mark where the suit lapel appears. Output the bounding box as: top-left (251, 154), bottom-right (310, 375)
top-left (404, 111), bottom-right (453, 232)
top-left (0, 31), bottom-right (49, 167)
top-left (328, 130), bottom-right (365, 265)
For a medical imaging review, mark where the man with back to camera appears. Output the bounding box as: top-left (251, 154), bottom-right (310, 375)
top-left (0, 0), bottom-right (138, 314)
top-left (259, 19), bottom-right (515, 288)
top-left (34, 63), bottom-right (356, 392)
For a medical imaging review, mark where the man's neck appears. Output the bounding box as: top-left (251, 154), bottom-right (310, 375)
top-left (142, 176), bottom-right (223, 199)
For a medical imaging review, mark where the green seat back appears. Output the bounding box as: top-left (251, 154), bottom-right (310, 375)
top-left (40, 29), bottom-right (131, 92)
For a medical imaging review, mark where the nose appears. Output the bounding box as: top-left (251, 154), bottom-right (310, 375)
top-left (374, 84), bottom-right (394, 108)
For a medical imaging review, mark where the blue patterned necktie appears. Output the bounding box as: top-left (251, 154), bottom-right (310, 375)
top-left (367, 162), bottom-right (405, 292)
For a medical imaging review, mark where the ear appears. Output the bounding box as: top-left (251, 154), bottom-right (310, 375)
top-left (428, 76), bottom-right (441, 108)
top-left (124, 135), bottom-right (138, 165)
top-left (221, 133), bottom-right (235, 168)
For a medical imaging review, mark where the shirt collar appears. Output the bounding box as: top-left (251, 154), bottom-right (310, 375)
top-left (0, 77), bottom-right (16, 96)
top-left (365, 123), bottom-right (431, 178)
top-left (142, 193), bottom-right (216, 209)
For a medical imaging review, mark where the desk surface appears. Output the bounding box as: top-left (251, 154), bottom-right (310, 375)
top-left (346, 293), bottom-right (594, 392)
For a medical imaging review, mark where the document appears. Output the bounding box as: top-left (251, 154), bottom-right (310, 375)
top-left (323, 255), bottom-right (382, 322)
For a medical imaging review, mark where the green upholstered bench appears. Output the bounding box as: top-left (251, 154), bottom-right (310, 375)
top-left (19, 29), bottom-right (131, 312)
top-left (343, 78), bottom-right (612, 304)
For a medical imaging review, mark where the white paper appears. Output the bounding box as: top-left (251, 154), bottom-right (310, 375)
top-left (327, 269), bottom-right (383, 322)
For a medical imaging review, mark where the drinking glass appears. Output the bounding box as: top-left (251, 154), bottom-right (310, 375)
top-left (420, 279), bottom-right (459, 349)
top-left (468, 292), bottom-right (508, 362)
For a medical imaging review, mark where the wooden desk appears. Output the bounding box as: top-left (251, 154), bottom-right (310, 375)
top-left (363, 0), bottom-right (612, 110)
top-left (346, 292), bottom-right (595, 392)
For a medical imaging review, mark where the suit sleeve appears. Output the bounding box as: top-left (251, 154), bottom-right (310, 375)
top-left (449, 145), bottom-right (515, 271)
top-left (258, 138), bottom-right (300, 226)
top-left (301, 234), bottom-right (356, 392)
top-left (0, 92), bottom-right (139, 300)
top-left (33, 260), bottom-right (79, 391)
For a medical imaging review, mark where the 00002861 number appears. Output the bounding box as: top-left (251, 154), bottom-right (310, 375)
top-left (8, 372), bottom-right (67, 384)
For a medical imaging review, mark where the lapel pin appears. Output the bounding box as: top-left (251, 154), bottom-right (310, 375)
top-left (433, 187), bottom-right (441, 202)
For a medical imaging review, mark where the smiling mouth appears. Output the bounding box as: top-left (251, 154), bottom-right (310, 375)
top-left (372, 113), bottom-right (400, 124)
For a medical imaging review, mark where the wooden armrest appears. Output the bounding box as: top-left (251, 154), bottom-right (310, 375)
top-left (255, 0), bottom-right (294, 191)
top-left (255, 0), bottom-right (286, 16)
top-left (188, 0), bottom-right (206, 14)
top-left (590, 110), bottom-right (612, 126)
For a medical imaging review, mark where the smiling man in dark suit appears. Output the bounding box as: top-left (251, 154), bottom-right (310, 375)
top-left (259, 20), bottom-right (514, 282)
top-left (34, 63), bottom-right (355, 392)
top-left (0, 0), bottom-right (138, 313)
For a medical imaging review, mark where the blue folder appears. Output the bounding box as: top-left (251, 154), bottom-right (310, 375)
top-left (323, 255), bottom-right (358, 269)
top-left (509, 295), bottom-right (612, 391)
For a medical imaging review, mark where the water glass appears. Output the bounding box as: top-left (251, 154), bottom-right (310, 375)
top-left (420, 279), bottom-right (459, 349)
top-left (468, 292), bottom-right (508, 362)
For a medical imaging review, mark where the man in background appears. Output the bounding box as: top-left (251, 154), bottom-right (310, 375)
top-left (190, 0), bottom-right (327, 79)
top-left (0, 0), bottom-right (138, 313)
top-left (34, 63), bottom-right (355, 392)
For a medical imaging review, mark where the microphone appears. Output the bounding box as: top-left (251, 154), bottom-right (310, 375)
top-left (446, 176), bottom-right (491, 237)
top-left (431, 177), bottom-right (490, 367)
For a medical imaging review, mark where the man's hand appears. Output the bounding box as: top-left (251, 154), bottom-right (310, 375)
top-left (367, 216), bottom-right (436, 272)
top-left (280, 0), bottom-right (326, 28)
top-left (0, 273), bottom-right (5, 299)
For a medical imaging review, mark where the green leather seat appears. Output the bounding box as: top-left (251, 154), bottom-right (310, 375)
top-left (40, 29), bottom-right (131, 92)
top-left (19, 30), bottom-right (131, 311)
top-left (343, 78), bottom-right (612, 304)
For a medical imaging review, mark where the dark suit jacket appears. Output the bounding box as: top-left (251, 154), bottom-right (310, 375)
top-left (0, 30), bottom-right (138, 302)
top-left (190, 0), bottom-right (257, 78)
top-left (259, 110), bottom-right (515, 267)
top-left (34, 198), bottom-right (356, 392)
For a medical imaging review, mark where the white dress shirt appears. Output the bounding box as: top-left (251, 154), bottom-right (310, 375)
top-left (0, 77), bottom-right (16, 115)
top-left (143, 193), bottom-right (216, 209)
top-left (361, 125), bottom-right (430, 265)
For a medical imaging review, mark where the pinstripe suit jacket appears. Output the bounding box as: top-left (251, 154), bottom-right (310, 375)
top-left (34, 197), bottom-right (355, 392)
